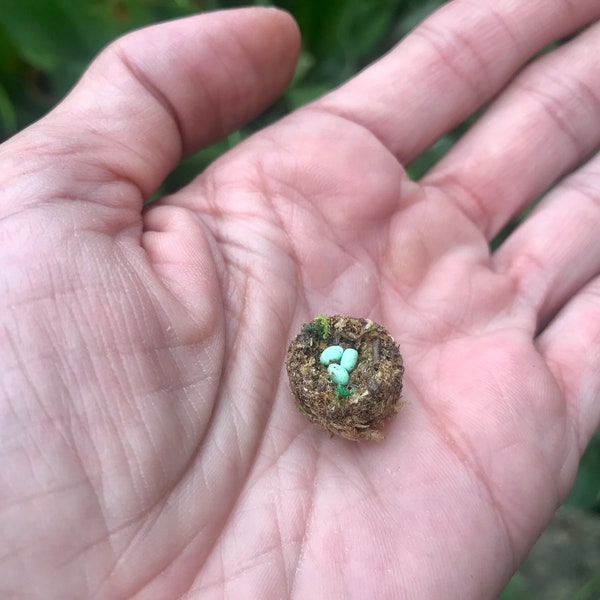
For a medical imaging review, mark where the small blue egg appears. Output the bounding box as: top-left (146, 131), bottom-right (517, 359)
top-left (320, 345), bottom-right (344, 366)
top-left (340, 348), bottom-right (359, 372)
top-left (327, 364), bottom-right (349, 386)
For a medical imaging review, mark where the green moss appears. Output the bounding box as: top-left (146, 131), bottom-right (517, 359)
top-left (302, 314), bottom-right (331, 340)
top-left (335, 384), bottom-right (355, 400)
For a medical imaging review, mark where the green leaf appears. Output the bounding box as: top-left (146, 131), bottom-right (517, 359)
top-left (571, 564), bottom-right (600, 600)
top-left (0, 82), bottom-right (17, 135)
top-left (566, 430), bottom-right (600, 511)
top-left (0, 0), bottom-right (105, 70)
top-left (285, 83), bottom-right (332, 109)
top-left (398, 0), bottom-right (449, 36)
top-left (499, 572), bottom-right (530, 600)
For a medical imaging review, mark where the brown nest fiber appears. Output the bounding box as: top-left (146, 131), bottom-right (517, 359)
top-left (286, 315), bottom-right (404, 441)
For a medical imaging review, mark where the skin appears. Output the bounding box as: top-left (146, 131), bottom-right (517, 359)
top-left (1, 2), bottom-right (600, 598)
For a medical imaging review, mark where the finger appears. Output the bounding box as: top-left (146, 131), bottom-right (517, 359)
top-left (425, 19), bottom-right (600, 239)
top-left (0, 8), bottom-right (299, 210)
top-left (314, 0), bottom-right (600, 165)
top-left (491, 151), bottom-right (600, 331)
top-left (536, 276), bottom-right (600, 448)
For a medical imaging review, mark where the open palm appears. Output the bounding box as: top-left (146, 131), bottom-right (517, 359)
top-left (2, 4), bottom-right (600, 599)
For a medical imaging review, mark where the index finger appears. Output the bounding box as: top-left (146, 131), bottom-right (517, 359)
top-left (315, 0), bottom-right (600, 165)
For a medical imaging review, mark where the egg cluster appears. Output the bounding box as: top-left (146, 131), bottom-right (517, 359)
top-left (319, 345), bottom-right (359, 386)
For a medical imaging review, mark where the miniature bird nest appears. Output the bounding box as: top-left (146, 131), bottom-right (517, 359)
top-left (286, 315), bottom-right (404, 441)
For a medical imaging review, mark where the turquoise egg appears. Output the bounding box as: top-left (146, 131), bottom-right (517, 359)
top-left (327, 364), bottom-right (349, 386)
top-left (340, 348), bottom-right (359, 372)
top-left (320, 345), bottom-right (344, 366)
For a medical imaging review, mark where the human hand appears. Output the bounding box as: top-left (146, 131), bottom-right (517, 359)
top-left (2, 3), bottom-right (600, 598)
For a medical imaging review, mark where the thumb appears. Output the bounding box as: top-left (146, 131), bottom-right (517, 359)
top-left (1, 8), bottom-right (300, 210)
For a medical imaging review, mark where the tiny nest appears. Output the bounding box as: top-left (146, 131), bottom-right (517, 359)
top-left (286, 315), bottom-right (404, 441)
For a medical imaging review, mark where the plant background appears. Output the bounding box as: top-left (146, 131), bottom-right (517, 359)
top-left (1, 1), bottom-right (599, 598)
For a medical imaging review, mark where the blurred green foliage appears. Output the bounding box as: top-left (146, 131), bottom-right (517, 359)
top-left (0, 1), bottom-right (599, 597)
top-left (567, 431), bottom-right (600, 512)
top-left (0, 0), bottom-right (458, 190)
